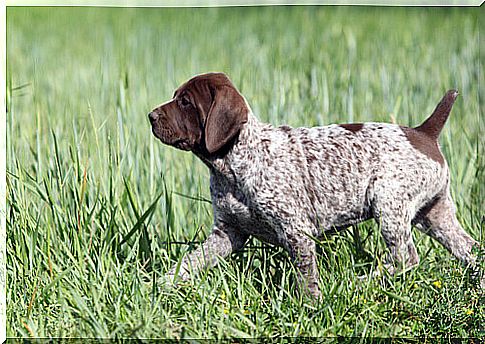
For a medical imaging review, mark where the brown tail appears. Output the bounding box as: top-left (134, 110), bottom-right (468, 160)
top-left (415, 90), bottom-right (459, 140)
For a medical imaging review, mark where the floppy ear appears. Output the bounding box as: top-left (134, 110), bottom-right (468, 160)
top-left (204, 85), bottom-right (248, 154)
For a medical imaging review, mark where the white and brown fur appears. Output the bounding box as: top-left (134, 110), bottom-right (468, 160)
top-left (149, 72), bottom-right (483, 298)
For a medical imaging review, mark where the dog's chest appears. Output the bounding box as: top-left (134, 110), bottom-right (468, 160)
top-left (210, 174), bottom-right (286, 246)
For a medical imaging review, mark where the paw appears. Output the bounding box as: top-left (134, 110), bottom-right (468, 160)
top-left (157, 268), bottom-right (190, 291)
top-left (165, 266), bottom-right (191, 284)
top-left (301, 281), bottom-right (322, 300)
top-left (358, 263), bottom-right (393, 280)
top-left (469, 245), bottom-right (485, 289)
top-left (309, 287), bottom-right (322, 300)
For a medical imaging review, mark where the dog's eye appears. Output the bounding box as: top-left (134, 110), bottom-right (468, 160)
top-left (180, 97), bottom-right (191, 107)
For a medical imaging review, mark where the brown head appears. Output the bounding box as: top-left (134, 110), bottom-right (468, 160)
top-left (148, 73), bottom-right (249, 155)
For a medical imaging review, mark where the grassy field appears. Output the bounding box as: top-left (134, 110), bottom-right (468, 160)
top-left (6, 6), bottom-right (484, 339)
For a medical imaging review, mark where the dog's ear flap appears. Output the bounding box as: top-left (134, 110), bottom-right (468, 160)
top-left (204, 84), bottom-right (248, 154)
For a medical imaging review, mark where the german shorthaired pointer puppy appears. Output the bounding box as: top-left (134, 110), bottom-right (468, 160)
top-left (149, 72), bottom-right (483, 297)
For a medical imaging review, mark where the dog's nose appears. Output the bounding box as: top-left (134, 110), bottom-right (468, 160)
top-left (148, 111), bottom-right (159, 123)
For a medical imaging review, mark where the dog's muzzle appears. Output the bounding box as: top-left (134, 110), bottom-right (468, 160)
top-left (148, 111), bottom-right (159, 124)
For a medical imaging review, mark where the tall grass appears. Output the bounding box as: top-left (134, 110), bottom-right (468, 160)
top-left (6, 7), bottom-right (484, 338)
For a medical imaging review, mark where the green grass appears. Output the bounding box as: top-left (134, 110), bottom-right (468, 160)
top-left (6, 6), bottom-right (484, 339)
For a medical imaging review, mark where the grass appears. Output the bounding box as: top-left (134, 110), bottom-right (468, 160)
top-left (6, 6), bottom-right (484, 339)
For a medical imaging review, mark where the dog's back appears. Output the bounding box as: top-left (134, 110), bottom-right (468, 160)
top-left (279, 122), bottom-right (447, 232)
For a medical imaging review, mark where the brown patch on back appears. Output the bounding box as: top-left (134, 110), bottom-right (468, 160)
top-left (401, 126), bottom-right (444, 165)
top-left (340, 123), bottom-right (364, 133)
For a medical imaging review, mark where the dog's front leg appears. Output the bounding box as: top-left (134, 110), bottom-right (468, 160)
top-left (165, 223), bottom-right (248, 284)
top-left (287, 231), bottom-right (322, 299)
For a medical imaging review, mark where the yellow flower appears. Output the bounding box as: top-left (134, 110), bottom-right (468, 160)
top-left (220, 291), bottom-right (226, 300)
top-left (465, 309), bottom-right (474, 315)
top-left (244, 309), bottom-right (251, 315)
top-left (432, 280), bottom-right (442, 289)
top-left (223, 308), bottom-right (229, 315)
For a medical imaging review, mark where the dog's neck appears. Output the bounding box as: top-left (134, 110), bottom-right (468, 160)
top-left (196, 111), bottom-right (266, 181)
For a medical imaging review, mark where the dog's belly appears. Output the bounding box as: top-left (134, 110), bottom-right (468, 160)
top-left (306, 160), bottom-right (374, 232)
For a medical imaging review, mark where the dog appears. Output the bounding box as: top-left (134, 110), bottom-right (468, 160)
top-left (149, 72), bottom-right (482, 297)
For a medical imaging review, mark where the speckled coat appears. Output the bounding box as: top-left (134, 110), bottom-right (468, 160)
top-left (149, 73), bottom-right (482, 297)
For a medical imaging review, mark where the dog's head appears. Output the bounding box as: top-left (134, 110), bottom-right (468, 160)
top-left (148, 73), bottom-right (249, 155)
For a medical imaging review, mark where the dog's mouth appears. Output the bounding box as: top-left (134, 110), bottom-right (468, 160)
top-left (172, 139), bottom-right (191, 151)
top-left (151, 125), bottom-right (191, 151)
top-left (151, 124), bottom-right (167, 141)
top-left (151, 124), bottom-right (172, 143)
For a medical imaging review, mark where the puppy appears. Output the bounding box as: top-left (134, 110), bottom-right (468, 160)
top-left (149, 72), bottom-right (482, 297)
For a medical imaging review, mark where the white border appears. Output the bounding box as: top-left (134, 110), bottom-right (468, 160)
top-left (4, 0), bottom-right (485, 6)
top-left (1, 0), bottom-right (6, 341)
top-left (1, 1), bottom-right (482, 342)
top-left (0, 0), bottom-right (7, 343)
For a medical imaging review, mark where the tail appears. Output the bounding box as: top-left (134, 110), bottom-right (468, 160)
top-left (415, 90), bottom-right (459, 140)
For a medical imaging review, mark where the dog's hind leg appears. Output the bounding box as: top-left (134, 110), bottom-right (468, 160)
top-left (413, 191), bottom-right (483, 286)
